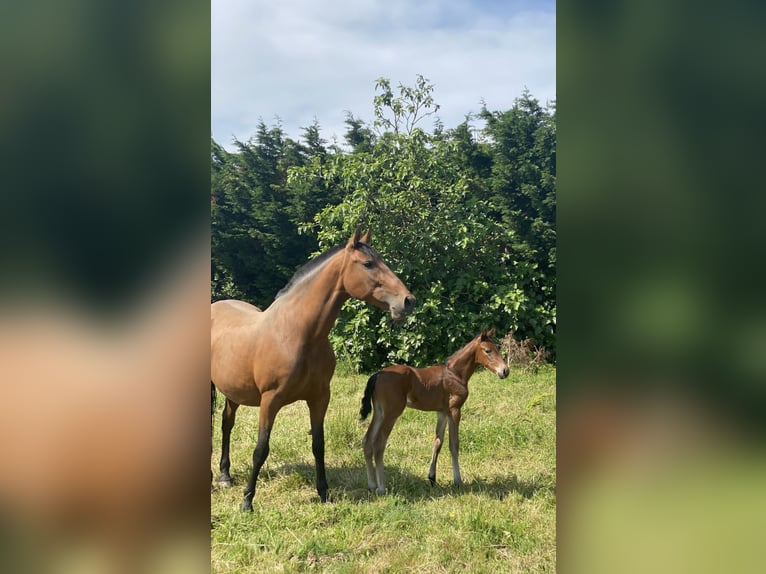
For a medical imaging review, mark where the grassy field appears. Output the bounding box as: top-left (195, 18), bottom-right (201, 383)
top-left (211, 365), bottom-right (556, 573)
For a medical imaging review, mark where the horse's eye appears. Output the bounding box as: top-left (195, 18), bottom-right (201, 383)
top-left (362, 260), bottom-right (374, 268)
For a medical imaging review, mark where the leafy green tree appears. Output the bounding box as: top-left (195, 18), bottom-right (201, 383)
top-left (372, 74), bottom-right (440, 135)
top-left (480, 92), bottom-right (556, 280)
top-left (479, 92), bottom-right (556, 354)
top-left (211, 120), bottom-right (339, 307)
top-left (343, 112), bottom-right (376, 153)
top-left (290, 78), bottom-right (555, 370)
top-left (212, 78), bottom-right (556, 368)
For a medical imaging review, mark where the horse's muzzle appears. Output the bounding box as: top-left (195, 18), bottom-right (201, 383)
top-left (403, 295), bottom-right (416, 313)
top-left (497, 366), bottom-right (510, 379)
top-left (390, 294), bottom-right (416, 320)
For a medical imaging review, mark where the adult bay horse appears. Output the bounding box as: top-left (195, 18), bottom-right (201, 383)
top-left (359, 328), bottom-right (509, 494)
top-left (211, 229), bottom-right (415, 510)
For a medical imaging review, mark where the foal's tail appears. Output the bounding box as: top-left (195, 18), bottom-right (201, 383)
top-left (360, 373), bottom-right (378, 421)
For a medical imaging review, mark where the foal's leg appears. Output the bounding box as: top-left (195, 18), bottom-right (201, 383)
top-left (428, 411), bottom-right (448, 486)
top-left (218, 398), bottom-right (240, 486)
top-left (307, 392), bottom-right (331, 503)
top-left (372, 401), bottom-right (405, 494)
top-left (447, 407), bottom-right (463, 486)
top-left (241, 393), bottom-right (281, 511)
top-left (362, 409), bottom-right (381, 491)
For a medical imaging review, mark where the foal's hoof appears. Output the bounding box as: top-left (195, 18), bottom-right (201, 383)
top-left (217, 475), bottom-right (233, 488)
top-left (240, 499), bottom-right (253, 512)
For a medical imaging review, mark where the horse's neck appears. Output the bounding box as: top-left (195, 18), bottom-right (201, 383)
top-left (445, 340), bottom-right (478, 383)
top-left (267, 257), bottom-right (348, 341)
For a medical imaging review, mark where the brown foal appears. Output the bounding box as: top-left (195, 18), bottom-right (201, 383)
top-left (359, 328), bottom-right (509, 493)
top-left (211, 229), bottom-right (414, 510)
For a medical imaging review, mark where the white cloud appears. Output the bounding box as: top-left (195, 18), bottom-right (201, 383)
top-left (212, 0), bottom-right (555, 149)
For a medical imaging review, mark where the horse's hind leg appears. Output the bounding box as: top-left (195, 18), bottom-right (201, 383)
top-left (218, 398), bottom-right (239, 486)
top-left (428, 411), bottom-right (448, 486)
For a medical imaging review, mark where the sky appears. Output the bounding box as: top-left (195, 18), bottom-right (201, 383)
top-left (212, 0), bottom-right (555, 149)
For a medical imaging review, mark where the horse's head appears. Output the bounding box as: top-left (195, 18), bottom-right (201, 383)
top-left (476, 327), bottom-right (510, 378)
top-left (341, 228), bottom-right (415, 320)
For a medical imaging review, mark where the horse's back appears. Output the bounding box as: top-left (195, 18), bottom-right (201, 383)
top-left (212, 299), bottom-right (262, 326)
top-left (211, 299), bottom-right (264, 340)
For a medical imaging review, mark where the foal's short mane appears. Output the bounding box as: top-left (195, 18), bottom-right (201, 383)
top-left (444, 331), bottom-right (498, 370)
top-left (274, 242), bottom-right (377, 300)
top-left (445, 336), bottom-right (478, 369)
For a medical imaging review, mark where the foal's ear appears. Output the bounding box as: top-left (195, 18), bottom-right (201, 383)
top-left (347, 227), bottom-right (362, 249)
top-left (360, 229), bottom-right (372, 245)
top-left (480, 327), bottom-right (495, 340)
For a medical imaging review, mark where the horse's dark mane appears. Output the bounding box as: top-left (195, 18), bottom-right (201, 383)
top-left (275, 245), bottom-right (342, 300)
top-left (274, 242), bottom-right (377, 300)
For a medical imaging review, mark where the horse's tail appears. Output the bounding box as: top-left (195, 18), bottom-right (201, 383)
top-left (211, 382), bottom-right (217, 425)
top-left (360, 373), bottom-right (378, 421)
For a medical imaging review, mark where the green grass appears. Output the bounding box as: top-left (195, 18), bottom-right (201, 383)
top-left (211, 366), bottom-right (556, 573)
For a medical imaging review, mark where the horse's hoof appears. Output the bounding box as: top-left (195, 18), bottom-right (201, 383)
top-left (217, 479), bottom-right (232, 488)
top-left (429, 477), bottom-right (437, 487)
top-left (240, 500), bottom-right (253, 512)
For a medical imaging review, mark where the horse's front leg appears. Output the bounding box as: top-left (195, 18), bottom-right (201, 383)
top-left (241, 393), bottom-right (281, 511)
top-left (308, 391), bottom-right (331, 503)
top-left (428, 411), bottom-right (448, 486)
top-left (447, 407), bottom-right (462, 486)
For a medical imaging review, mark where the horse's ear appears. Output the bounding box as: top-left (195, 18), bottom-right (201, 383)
top-left (487, 327), bottom-right (496, 338)
top-left (360, 229), bottom-right (372, 245)
top-left (480, 327), bottom-right (488, 340)
top-left (347, 227), bottom-right (362, 249)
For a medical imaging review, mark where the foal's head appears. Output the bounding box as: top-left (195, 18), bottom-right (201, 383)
top-left (341, 228), bottom-right (416, 320)
top-left (475, 327), bottom-right (510, 378)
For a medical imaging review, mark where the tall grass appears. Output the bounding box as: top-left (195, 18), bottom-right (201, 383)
top-left (211, 366), bottom-right (555, 572)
